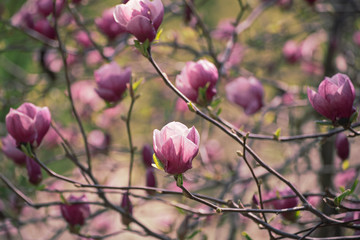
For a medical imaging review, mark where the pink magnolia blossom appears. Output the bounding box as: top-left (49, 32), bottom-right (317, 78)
top-left (95, 8), bottom-right (126, 40)
top-left (87, 130), bottom-right (111, 154)
top-left (94, 62), bottom-right (131, 103)
top-left (113, 0), bottom-right (164, 42)
top-left (175, 59), bottom-right (218, 105)
top-left (282, 40), bottom-right (301, 64)
top-left (153, 122), bottom-right (200, 175)
top-left (225, 76), bottom-right (264, 115)
top-left (335, 133), bottom-right (350, 161)
top-left (36, 0), bottom-right (65, 17)
top-left (74, 31), bottom-right (93, 49)
top-left (60, 195), bottom-right (90, 227)
top-left (34, 18), bottom-right (56, 39)
top-left (6, 102), bottom-right (51, 147)
top-left (307, 73), bottom-right (356, 125)
top-left (1, 135), bottom-right (27, 165)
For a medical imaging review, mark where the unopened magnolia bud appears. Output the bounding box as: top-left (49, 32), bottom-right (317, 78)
top-left (26, 157), bottom-right (42, 185)
top-left (120, 193), bottom-right (133, 226)
top-left (146, 168), bottom-right (157, 195)
top-left (335, 133), bottom-right (350, 161)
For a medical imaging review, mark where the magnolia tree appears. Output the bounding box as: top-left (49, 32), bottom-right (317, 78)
top-left (0, 0), bottom-right (360, 239)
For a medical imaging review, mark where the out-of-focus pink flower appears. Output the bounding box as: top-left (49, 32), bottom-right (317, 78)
top-left (281, 92), bottom-right (295, 105)
top-left (153, 122), bottom-right (200, 175)
top-left (334, 168), bottom-right (357, 189)
top-left (142, 144), bottom-right (153, 168)
top-left (36, 0), bottom-right (65, 17)
top-left (6, 102), bottom-right (51, 147)
top-left (87, 130), bottom-right (111, 154)
top-left (34, 18), bottom-right (56, 39)
top-left (175, 59), bottom-right (218, 105)
top-left (1, 134), bottom-right (27, 165)
top-left (95, 105), bottom-right (123, 129)
top-left (120, 193), bottom-right (133, 226)
top-left (265, 188), bottom-right (299, 221)
top-left (60, 195), bottom-right (90, 227)
top-left (335, 133), bottom-right (350, 161)
top-left (307, 73), bottom-right (356, 125)
top-left (301, 61), bottom-right (323, 76)
top-left (353, 31), bottom-right (360, 47)
top-left (146, 168), bottom-right (157, 195)
top-left (66, 53), bottom-right (79, 66)
top-left (282, 40), bottom-right (301, 64)
top-left (71, 80), bottom-right (103, 117)
top-left (26, 157), bottom-right (42, 185)
top-left (42, 50), bottom-right (63, 72)
top-left (86, 47), bottom-right (115, 66)
top-left (95, 8), bottom-right (126, 40)
top-left (225, 76), bottom-right (264, 115)
top-left (74, 31), bottom-right (93, 49)
top-left (175, 98), bottom-right (189, 113)
top-left (211, 20), bottom-right (235, 40)
top-left (183, 0), bottom-right (197, 27)
top-left (113, 0), bottom-right (164, 42)
top-left (204, 139), bottom-right (223, 163)
top-left (218, 43), bottom-right (244, 72)
top-left (94, 62), bottom-right (131, 103)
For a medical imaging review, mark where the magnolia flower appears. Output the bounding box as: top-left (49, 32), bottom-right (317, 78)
top-left (113, 0), bottom-right (164, 42)
top-left (175, 59), bottom-right (218, 105)
top-left (1, 134), bottom-right (27, 165)
top-left (153, 122), bottom-right (200, 175)
top-left (94, 62), bottom-right (131, 103)
top-left (225, 76), bottom-right (264, 115)
top-left (60, 195), bottom-right (90, 227)
top-left (307, 73), bottom-right (356, 125)
top-left (6, 102), bottom-right (51, 147)
top-left (95, 8), bottom-right (126, 40)
top-left (282, 40), bottom-right (301, 64)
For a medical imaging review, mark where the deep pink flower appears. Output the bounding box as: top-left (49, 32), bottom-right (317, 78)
top-left (36, 0), bottom-right (65, 17)
top-left (60, 195), bottom-right (90, 227)
top-left (74, 31), bottom-right (93, 49)
top-left (335, 133), bottom-right (350, 161)
top-left (146, 168), bottom-right (157, 195)
top-left (283, 40), bottom-right (301, 64)
top-left (95, 8), bottom-right (126, 40)
top-left (211, 20), bottom-right (235, 40)
top-left (94, 62), bottom-right (131, 103)
top-left (142, 144), bottom-right (153, 168)
top-left (225, 76), bottom-right (264, 115)
top-left (153, 122), bottom-right (200, 175)
top-left (34, 18), bottom-right (56, 39)
top-left (26, 157), bottom-right (42, 185)
top-left (6, 102), bottom-right (51, 147)
top-left (120, 193), bottom-right (133, 226)
top-left (307, 73), bottom-right (356, 125)
top-left (1, 134), bottom-right (27, 165)
top-left (113, 0), bottom-right (164, 42)
top-left (175, 98), bottom-right (189, 113)
top-left (265, 188), bottom-right (298, 221)
top-left (175, 59), bottom-right (218, 105)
